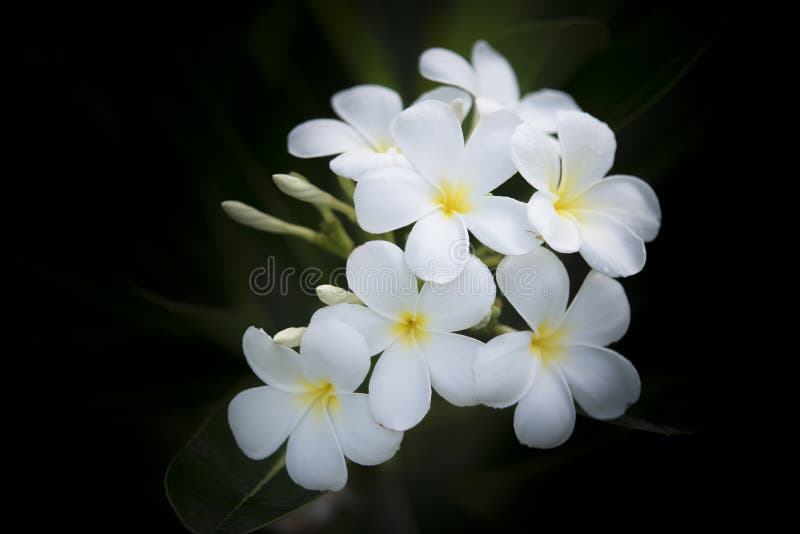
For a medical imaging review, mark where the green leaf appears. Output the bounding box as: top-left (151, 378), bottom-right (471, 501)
top-left (165, 389), bottom-right (320, 533)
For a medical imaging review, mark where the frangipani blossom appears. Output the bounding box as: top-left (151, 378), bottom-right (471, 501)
top-left (475, 247), bottom-right (640, 449)
top-left (419, 39), bottom-right (580, 132)
top-left (228, 320), bottom-right (403, 491)
top-left (355, 100), bottom-right (541, 283)
top-left (288, 84), bottom-right (472, 181)
top-left (512, 111), bottom-right (662, 278)
top-left (313, 240), bottom-right (495, 431)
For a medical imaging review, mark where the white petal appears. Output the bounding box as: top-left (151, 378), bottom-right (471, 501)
top-left (475, 96), bottom-right (506, 116)
top-left (415, 86), bottom-right (473, 122)
top-left (331, 85), bottom-right (402, 150)
top-left (419, 47), bottom-right (478, 94)
top-left (511, 122), bottom-right (561, 193)
top-left (465, 195), bottom-right (542, 255)
top-left (527, 191), bottom-right (581, 253)
top-left (559, 271), bottom-right (630, 346)
top-left (286, 401), bottom-right (348, 491)
top-left (299, 319), bottom-right (370, 392)
top-left (513, 363), bottom-right (575, 448)
top-left (496, 248), bottom-right (569, 331)
top-left (242, 327), bottom-right (307, 392)
top-left (391, 100), bottom-right (464, 186)
top-left (422, 333), bottom-right (482, 406)
top-left (416, 255), bottom-right (496, 333)
top-left (330, 150), bottom-right (412, 181)
top-left (368, 340), bottom-right (431, 431)
top-left (405, 209), bottom-right (470, 284)
top-left (573, 210), bottom-right (646, 277)
top-left (288, 119), bottom-right (370, 158)
top-left (474, 331), bottom-right (537, 408)
top-left (329, 393), bottom-right (403, 466)
top-left (516, 89), bottom-right (580, 134)
top-left (354, 167), bottom-right (439, 233)
top-left (310, 303), bottom-right (397, 356)
top-left (557, 111), bottom-right (617, 200)
top-left (460, 109), bottom-right (521, 195)
top-left (573, 175), bottom-right (661, 242)
top-left (557, 345), bottom-right (640, 420)
top-left (471, 40), bottom-right (519, 107)
top-left (228, 386), bottom-right (310, 460)
top-left (346, 241), bottom-right (419, 320)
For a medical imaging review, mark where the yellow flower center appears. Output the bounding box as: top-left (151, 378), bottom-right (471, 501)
top-left (391, 311), bottom-right (430, 345)
top-left (434, 181), bottom-right (472, 217)
top-left (301, 380), bottom-right (340, 414)
top-left (529, 324), bottom-right (566, 363)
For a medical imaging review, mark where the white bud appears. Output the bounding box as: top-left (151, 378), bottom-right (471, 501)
top-left (316, 285), bottom-right (362, 306)
top-left (273, 326), bottom-right (306, 348)
top-left (221, 201), bottom-right (318, 241)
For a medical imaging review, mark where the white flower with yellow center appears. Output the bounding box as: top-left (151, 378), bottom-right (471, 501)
top-left (475, 247), bottom-right (640, 448)
top-left (228, 319), bottom-right (403, 491)
top-left (512, 111), bottom-right (662, 277)
top-left (313, 240), bottom-right (495, 431)
top-left (355, 100), bottom-right (541, 283)
top-left (419, 39), bottom-right (580, 132)
top-left (288, 84), bottom-right (472, 181)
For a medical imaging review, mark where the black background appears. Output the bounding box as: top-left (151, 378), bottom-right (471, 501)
top-left (8, 1), bottom-right (751, 531)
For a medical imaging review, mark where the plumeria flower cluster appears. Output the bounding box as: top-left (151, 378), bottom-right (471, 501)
top-left (224, 39), bottom-right (661, 491)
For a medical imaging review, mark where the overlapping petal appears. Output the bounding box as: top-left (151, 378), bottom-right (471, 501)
top-left (422, 333), bottom-right (482, 407)
top-left (310, 303), bottom-right (397, 356)
top-left (464, 196), bottom-right (542, 255)
top-left (573, 210), bottom-right (646, 277)
top-left (513, 363), bottom-right (575, 448)
top-left (419, 47), bottom-right (479, 95)
top-left (416, 255), bottom-right (495, 333)
top-left (228, 386), bottom-right (310, 460)
top-left (354, 167), bottom-right (439, 233)
top-left (557, 345), bottom-right (640, 420)
top-left (460, 109), bottom-right (521, 194)
top-left (474, 331), bottom-right (537, 408)
top-left (346, 241), bottom-right (419, 320)
top-left (557, 111), bottom-right (617, 200)
top-left (414, 86), bottom-right (473, 121)
top-left (329, 393), bottom-right (403, 466)
top-left (288, 119), bottom-right (370, 157)
top-left (496, 248), bottom-right (570, 331)
top-left (299, 320), bottom-right (370, 392)
top-left (405, 209), bottom-right (470, 284)
top-left (242, 327), bottom-right (307, 392)
top-left (573, 175), bottom-right (661, 242)
top-left (527, 192), bottom-right (582, 253)
top-left (511, 122), bottom-right (561, 194)
top-left (391, 100), bottom-right (464, 185)
top-left (471, 40), bottom-right (519, 107)
top-left (559, 272), bottom-right (630, 346)
top-left (331, 85), bottom-right (401, 150)
top-left (368, 340), bottom-right (431, 431)
top-left (286, 402), bottom-right (348, 491)
top-left (517, 89), bottom-right (580, 133)
top-left (330, 149), bottom-right (411, 181)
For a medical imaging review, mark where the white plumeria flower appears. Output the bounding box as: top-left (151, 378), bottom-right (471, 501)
top-left (228, 319), bottom-right (403, 491)
top-left (355, 100), bottom-right (541, 283)
top-left (312, 240), bottom-right (495, 431)
top-left (287, 84), bottom-right (472, 181)
top-left (511, 111), bottom-right (662, 277)
top-left (419, 39), bottom-right (580, 132)
top-left (475, 247), bottom-right (641, 449)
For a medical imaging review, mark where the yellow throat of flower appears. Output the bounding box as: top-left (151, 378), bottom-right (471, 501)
top-left (434, 182), bottom-right (472, 217)
top-left (302, 380), bottom-right (339, 414)
top-left (529, 325), bottom-right (566, 363)
top-left (392, 311), bottom-right (430, 345)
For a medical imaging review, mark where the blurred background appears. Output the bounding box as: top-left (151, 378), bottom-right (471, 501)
top-left (8, 0), bottom-right (746, 531)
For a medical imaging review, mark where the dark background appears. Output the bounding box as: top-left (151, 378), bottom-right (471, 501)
top-left (8, 0), bottom-right (748, 531)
